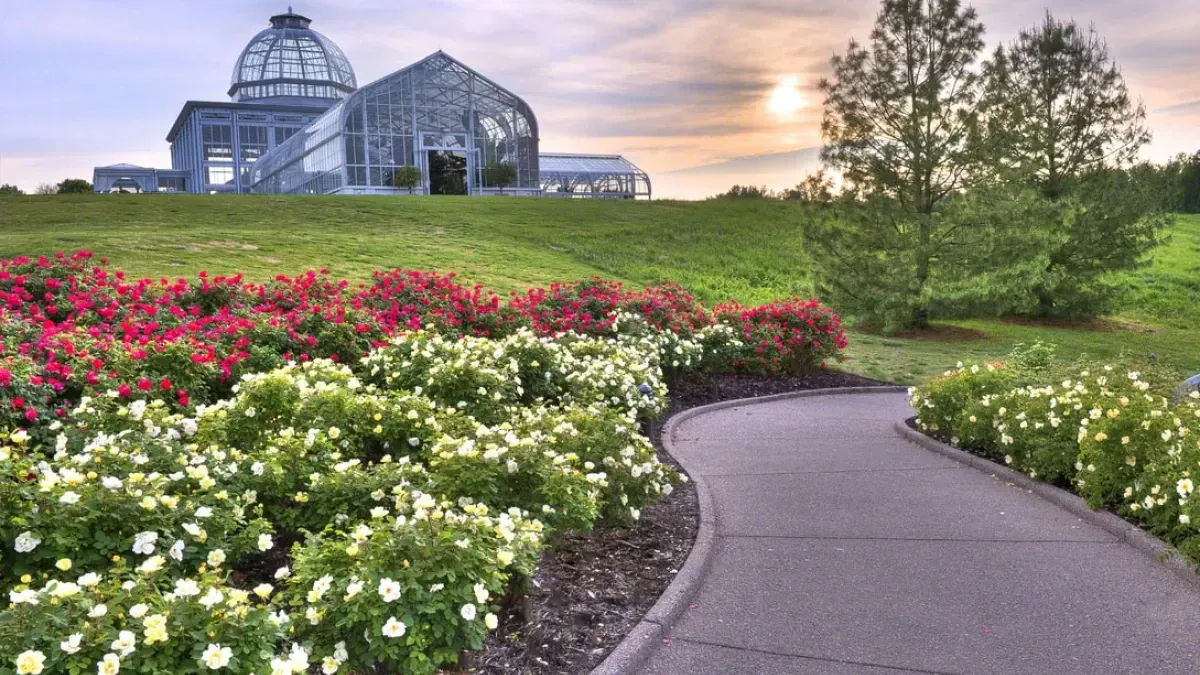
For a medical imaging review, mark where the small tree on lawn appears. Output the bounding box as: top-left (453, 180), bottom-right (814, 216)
top-left (34, 183), bottom-right (57, 195)
top-left (807, 0), bottom-right (997, 330)
top-left (392, 166), bottom-right (422, 194)
top-left (981, 12), bottom-right (1170, 316)
top-left (0, 184), bottom-right (23, 196)
top-left (56, 178), bottom-right (92, 194)
top-left (484, 161), bottom-right (517, 193)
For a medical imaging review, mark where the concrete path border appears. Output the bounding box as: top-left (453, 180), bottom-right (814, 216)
top-left (590, 386), bottom-right (908, 675)
top-left (893, 421), bottom-right (1200, 592)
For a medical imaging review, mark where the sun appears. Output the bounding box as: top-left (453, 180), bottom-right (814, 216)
top-left (767, 76), bottom-right (807, 120)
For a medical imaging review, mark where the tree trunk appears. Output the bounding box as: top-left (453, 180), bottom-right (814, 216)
top-left (912, 212), bottom-right (932, 330)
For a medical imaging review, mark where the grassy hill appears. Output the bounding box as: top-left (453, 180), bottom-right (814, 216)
top-left (1, 194), bottom-right (1196, 384)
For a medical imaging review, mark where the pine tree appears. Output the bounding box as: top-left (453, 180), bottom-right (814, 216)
top-left (982, 13), bottom-right (1169, 316)
top-left (810, 0), bottom-right (995, 329)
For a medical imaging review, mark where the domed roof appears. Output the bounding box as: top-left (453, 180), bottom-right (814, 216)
top-left (229, 8), bottom-right (356, 104)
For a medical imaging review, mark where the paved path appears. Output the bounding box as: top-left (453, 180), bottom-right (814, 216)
top-left (637, 391), bottom-right (1200, 674)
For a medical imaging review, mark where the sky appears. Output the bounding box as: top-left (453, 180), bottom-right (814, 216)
top-left (2, 0), bottom-right (1199, 199)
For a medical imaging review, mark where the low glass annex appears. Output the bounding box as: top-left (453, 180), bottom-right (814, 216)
top-left (251, 51), bottom-right (539, 195)
top-left (540, 153), bottom-right (652, 199)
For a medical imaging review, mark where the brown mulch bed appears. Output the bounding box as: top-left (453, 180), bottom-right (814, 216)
top-left (471, 369), bottom-right (894, 674)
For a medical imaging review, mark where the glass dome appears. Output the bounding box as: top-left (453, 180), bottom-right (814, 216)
top-left (229, 8), bottom-right (356, 104)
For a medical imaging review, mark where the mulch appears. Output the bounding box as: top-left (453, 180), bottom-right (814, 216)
top-left (471, 369), bottom-right (894, 674)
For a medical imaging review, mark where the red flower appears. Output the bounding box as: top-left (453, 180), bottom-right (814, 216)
top-left (117, 384), bottom-right (132, 397)
top-left (24, 408), bottom-right (38, 421)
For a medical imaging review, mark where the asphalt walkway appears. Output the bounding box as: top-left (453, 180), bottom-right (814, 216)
top-left (636, 391), bottom-right (1200, 674)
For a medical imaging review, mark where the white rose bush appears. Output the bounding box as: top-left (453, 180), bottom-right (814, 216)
top-left (912, 352), bottom-right (1200, 567)
top-left (0, 255), bottom-right (850, 673)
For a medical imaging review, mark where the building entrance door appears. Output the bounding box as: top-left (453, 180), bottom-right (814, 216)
top-left (418, 132), bottom-right (478, 195)
top-left (427, 150), bottom-right (468, 195)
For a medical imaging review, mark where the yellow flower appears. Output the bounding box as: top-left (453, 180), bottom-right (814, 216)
top-left (55, 558), bottom-right (71, 572)
top-left (1094, 432), bottom-right (1108, 442)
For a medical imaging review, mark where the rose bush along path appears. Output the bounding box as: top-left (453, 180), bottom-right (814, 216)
top-left (0, 252), bottom-right (848, 674)
top-left (912, 356), bottom-right (1200, 565)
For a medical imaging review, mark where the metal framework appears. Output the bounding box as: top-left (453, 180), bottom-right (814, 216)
top-left (539, 153), bottom-right (652, 199)
top-left (251, 51), bottom-right (541, 196)
top-left (229, 9), bottom-right (356, 105)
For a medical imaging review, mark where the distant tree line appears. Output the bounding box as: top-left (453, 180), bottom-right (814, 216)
top-left (1, 179), bottom-right (93, 196)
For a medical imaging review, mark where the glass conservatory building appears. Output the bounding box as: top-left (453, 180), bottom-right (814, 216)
top-left (250, 51), bottom-right (541, 196)
top-left (94, 9), bottom-right (650, 198)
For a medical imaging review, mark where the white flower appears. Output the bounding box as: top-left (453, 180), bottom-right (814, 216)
top-left (97, 653), bottom-right (120, 675)
top-left (287, 643), bottom-right (310, 671)
top-left (15, 650), bottom-right (45, 675)
top-left (460, 603), bottom-right (477, 621)
top-left (14, 531), bottom-right (41, 553)
top-left (174, 579), bottom-right (201, 597)
top-left (137, 556), bottom-right (165, 574)
top-left (207, 549), bottom-right (226, 567)
top-left (321, 657), bottom-right (339, 674)
top-left (169, 539), bottom-right (185, 561)
top-left (128, 603), bottom-right (149, 619)
top-left (198, 587), bottom-right (224, 609)
top-left (59, 633), bottom-right (83, 654)
top-left (132, 531), bottom-right (158, 555)
top-left (89, 603), bottom-right (108, 618)
top-left (1177, 478), bottom-right (1194, 497)
top-left (305, 606), bottom-right (322, 625)
top-left (274, 565), bottom-right (291, 580)
top-left (378, 578), bottom-right (401, 603)
top-left (344, 580), bottom-right (363, 599)
top-left (251, 461), bottom-right (265, 476)
top-left (333, 642), bottom-right (348, 663)
top-left (485, 613), bottom-right (499, 630)
top-left (78, 572), bottom-right (102, 587)
top-left (195, 506), bottom-right (213, 519)
top-left (258, 533), bottom-right (274, 551)
top-left (201, 643), bottom-right (232, 670)
top-left (10, 589), bottom-right (39, 605)
top-left (474, 583), bottom-right (489, 604)
top-left (269, 659), bottom-right (291, 675)
top-left (111, 630), bottom-right (136, 657)
top-left (101, 476), bottom-right (122, 490)
top-left (382, 616), bottom-right (407, 638)
top-left (59, 491), bottom-right (81, 505)
top-left (49, 582), bottom-right (81, 598)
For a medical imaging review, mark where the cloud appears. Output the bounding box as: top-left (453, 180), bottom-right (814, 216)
top-left (2, 0), bottom-right (1199, 196)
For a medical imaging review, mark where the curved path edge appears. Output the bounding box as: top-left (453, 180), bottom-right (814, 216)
top-left (590, 386), bottom-right (909, 675)
top-left (893, 421), bottom-right (1200, 591)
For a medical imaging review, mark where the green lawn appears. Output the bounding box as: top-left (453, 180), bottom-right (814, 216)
top-left (1, 195), bottom-right (1196, 384)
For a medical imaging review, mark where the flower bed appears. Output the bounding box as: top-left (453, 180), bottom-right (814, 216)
top-left (911, 354), bottom-right (1200, 565)
top-left (0, 253), bottom-right (848, 674)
